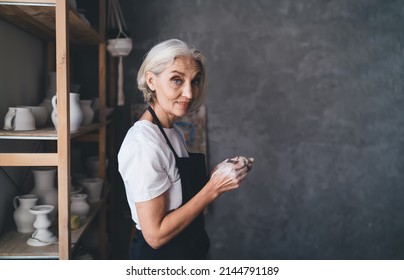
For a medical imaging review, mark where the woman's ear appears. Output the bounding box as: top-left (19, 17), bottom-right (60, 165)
top-left (146, 71), bottom-right (156, 91)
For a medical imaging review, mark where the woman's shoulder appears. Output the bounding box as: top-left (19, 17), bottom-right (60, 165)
top-left (127, 120), bottom-right (160, 141)
top-left (119, 120), bottom-right (166, 153)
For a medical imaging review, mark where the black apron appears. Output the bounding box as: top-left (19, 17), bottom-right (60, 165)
top-left (130, 106), bottom-right (210, 260)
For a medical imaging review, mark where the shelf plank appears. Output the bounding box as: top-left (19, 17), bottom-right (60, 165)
top-left (0, 4), bottom-right (101, 44)
top-left (0, 230), bottom-right (59, 259)
top-left (0, 1), bottom-right (55, 5)
top-left (0, 199), bottom-right (105, 259)
top-left (0, 153), bottom-right (58, 166)
top-left (0, 123), bottom-right (107, 140)
top-left (0, 126), bottom-right (59, 140)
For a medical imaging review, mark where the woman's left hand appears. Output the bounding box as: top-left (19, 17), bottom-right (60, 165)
top-left (208, 155), bottom-right (254, 195)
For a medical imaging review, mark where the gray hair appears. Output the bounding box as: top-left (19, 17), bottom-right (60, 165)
top-left (137, 39), bottom-right (207, 112)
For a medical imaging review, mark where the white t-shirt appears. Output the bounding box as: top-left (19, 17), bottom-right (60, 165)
top-left (118, 120), bottom-right (189, 230)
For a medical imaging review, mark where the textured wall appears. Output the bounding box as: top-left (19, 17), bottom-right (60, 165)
top-left (120, 0), bottom-right (404, 259)
top-left (0, 19), bottom-right (45, 236)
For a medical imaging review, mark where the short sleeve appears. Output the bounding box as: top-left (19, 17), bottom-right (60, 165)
top-left (118, 136), bottom-right (173, 203)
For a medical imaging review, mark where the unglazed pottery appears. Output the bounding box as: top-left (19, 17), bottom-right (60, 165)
top-left (79, 100), bottom-right (94, 125)
top-left (79, 177), bottom-right (104, 203)
top-left (71, 193), bottom-right (90, 220)
top-left (3, 107), bottom-right (36, 131)
top-left (30, 168), bottom-right (58, 221)
top-left (13, 194), bottom-right (38, 233)
top-left (27, 205), bottom-right (57, 247)
top-left (51, 93), bottom-right (83, 131)
top-left (22, 106), bottom-right (48, 128)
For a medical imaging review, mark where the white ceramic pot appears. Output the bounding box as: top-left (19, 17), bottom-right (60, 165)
top-left (107, 38), bottom-right (132, 57)
top-left (80, 100), bottom-right (95, 126)
top-left (79, 177), bottom-right (104, 203)
top-left (71, 193), bottom-right (90, 220)
top-left (27, 205), bottom-right (57, 247)
top-left (3, 107), bottom-right (36, 131)
top-left (22, 106), bottom-right (48, 128)
top-left (13, 194), bottom-right (38, 233)
top-left (51, 93), bottom-right (83, 131)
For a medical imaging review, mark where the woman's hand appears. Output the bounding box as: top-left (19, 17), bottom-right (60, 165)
top-left (208, 156), bottom-right (254, 196)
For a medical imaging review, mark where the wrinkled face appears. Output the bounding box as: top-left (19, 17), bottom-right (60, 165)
top-left (146, 56), bottom-right (201, 122)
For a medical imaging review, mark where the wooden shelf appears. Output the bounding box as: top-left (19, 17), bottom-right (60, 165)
top-left (0, 3), bottom-right (102, 44)
top-left (0, 122), bottom-right (109, 140)
top-left (0, 190), bottom-right (109, 259)
top-left (0, 0), bottom-right (109, 260)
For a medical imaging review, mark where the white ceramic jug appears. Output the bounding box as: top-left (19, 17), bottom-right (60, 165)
top-left (51, 93), bottom-right (83, 131)
top-left (80, 100), bottom-right (94, 126)
top-left (3, 107), bottom-right (36, 131)
top-left (13, 194), bottom-right (38, 233)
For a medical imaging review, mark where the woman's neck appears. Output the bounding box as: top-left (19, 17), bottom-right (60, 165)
top-left (142, 104), bottom-right (176, 128)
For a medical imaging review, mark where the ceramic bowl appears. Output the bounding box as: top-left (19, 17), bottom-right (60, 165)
top-left (107, 38), bottom-right (132, 57)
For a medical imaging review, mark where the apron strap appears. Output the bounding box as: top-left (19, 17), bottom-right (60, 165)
top-left (147, 106), bottom-right (179, 159)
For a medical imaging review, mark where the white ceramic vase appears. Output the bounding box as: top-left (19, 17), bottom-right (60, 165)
top-left (79, 177), bottom-right (104, 203)
top-left (71, 193), bottom-right (90, 220)
top-left (27, 205), bottom-right (57, 247)
top-left (13, 194), bottom-right (38, 233)
top-left (80, 100), bottom-right (94, 126)
top-left (30, 168), bottom-right (58, 221)
top-left (51, 93), bottom-right (83, 131)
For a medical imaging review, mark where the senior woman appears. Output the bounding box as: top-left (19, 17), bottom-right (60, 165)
top-left (118, 39), bottom-right (254, 259)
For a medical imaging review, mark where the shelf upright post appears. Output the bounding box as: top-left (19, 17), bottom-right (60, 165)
top-left (99, 0), bottom-right (107, 180)
top-left (55, 0), bottom-right (71, 260)
top-left (98, 0), bottom-right (108, 259)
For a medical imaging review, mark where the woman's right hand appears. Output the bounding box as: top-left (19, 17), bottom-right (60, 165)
top-left (208, 156), bottom-right (254, 195)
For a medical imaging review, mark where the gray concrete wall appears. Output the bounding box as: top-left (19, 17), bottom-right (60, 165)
top-left (119, 0), bottom-right (404, 259)
top-left (0, 19), bottom-right (45, 235)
